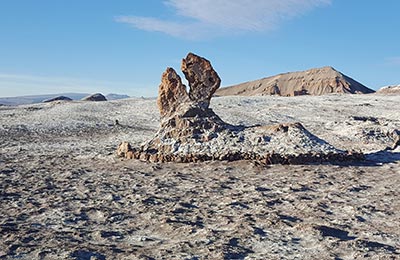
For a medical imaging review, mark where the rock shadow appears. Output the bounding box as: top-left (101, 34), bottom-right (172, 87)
top-left (316, 225), bottom-right (356, 241)
top-left (330, 151), bottom-right (400, 167)
top-left (223, 238), bottom-right (254, 260)
top-left (70, 250), bottom-right (106, 260)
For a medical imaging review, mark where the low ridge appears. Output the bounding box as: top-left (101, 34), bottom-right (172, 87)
top-left (376, 85), bottom-right (400, 95)
top-left (216, 66), bottom-right (375, 97)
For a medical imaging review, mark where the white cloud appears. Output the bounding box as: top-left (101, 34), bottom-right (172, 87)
top-left (116, 0), bottom-right (331, 38)
top-left (115, 16), bottom-right (195, 38)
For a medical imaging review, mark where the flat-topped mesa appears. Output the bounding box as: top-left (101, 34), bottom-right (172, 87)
top-left (117, 53), bottom-right (363, 164)
top-left (182, 52), bottom-right (221, 107)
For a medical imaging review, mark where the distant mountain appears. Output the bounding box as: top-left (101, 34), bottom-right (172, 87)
top-left (376, 85), bottom-right (400, 95)
top-left (0, 93), bottom-right (89, 106)
top-left (106, 93), bottom-right (130, 100)
top-left (216, 66), bottom-right (375, 97)
top-left (0, 92), bottom-right (130, 106)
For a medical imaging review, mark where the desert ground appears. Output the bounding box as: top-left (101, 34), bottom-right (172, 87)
top-left (1, 94), bottom-right (399, 259)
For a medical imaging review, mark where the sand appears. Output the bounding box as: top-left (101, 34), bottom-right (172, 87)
top-left (1, 94), bottom-right (399, 259)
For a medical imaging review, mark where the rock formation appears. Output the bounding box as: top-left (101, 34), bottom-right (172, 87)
top-left (216, 66), bottom-right (375, 97)
top-left (42, 96), bottom-right (73, 103)
top-left (182, 53), bottom-right (221, 106)
top-left (82, 93), bottom-right (107, 101)
top-left (118, 53), bottom-right (363, 164)
top-left (376, 85), bottom-right (400, 95)
top-left (157, 68), bottom-right (189, 118)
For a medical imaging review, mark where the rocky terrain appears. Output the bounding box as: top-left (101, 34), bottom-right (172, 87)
top-left (216, 66), bottom-right (375, 97)
top-left (376, 85), bottom-right (400, 95)
top-left (0, 91), bottom-right (399, 259)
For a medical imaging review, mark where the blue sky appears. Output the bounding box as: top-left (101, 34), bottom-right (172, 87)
top-left (0, 0), bottom-right (399, 97)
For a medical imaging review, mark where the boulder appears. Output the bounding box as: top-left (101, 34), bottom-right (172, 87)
top-left (116, 141), bottom-right (132, 158)
top-left (82, 93), bottom-right (107, 102)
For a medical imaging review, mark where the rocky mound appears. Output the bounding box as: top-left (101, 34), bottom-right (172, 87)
top-left (81, 93), bottom-right (107, 101)
top-left (376, 85), bottom-right (400, 95)
top-left (117, 53), bottom-right (363, 164)
top-left (216, 66), bottom-right (374, 97)
top-left (42, 95), bottom-right (73, 103)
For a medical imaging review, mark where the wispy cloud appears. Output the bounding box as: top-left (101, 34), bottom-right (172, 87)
top-left (0, 73), bottom-right (147, 97)
top-left (115, 16), bottom-right (196, 39)
top-left (116, 0), bottom-right (331, 39)
top-left (385, 56), bottom-right (400, 66)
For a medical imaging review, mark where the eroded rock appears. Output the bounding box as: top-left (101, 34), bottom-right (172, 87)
top-left (157, 67), bottom-right (189, 119)
top-left (182, 52), bottom-right (221, 106)
top-left (116, 141), bottom-right (132, 158)
top-left (118, 53), bottom-right (363, 164)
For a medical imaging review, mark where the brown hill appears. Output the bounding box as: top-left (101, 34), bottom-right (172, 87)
top-left (216, 66), bottom-right (374, 97)
top-left (376, 85), bottom-right (400, 95)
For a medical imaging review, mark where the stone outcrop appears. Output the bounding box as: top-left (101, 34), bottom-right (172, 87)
top-left (181, 53), bottom-right (221, 106)
top-left (216, 66), bottom-right (375, 97)
top-left (82, 93), bottom-right (107, 102)
top-left (157, 68), bottom-right (189, 118)
top-left (117, 53), bottom-right (363, 164)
